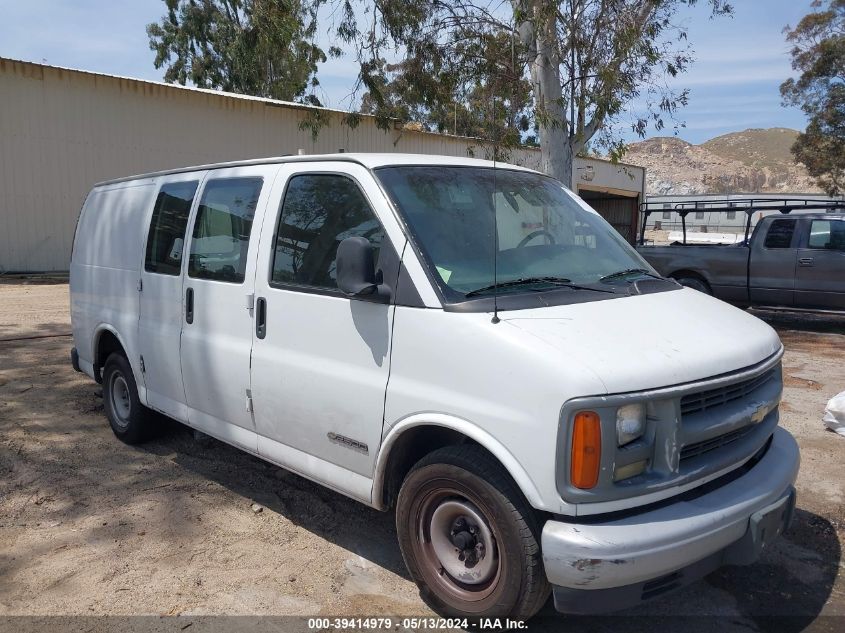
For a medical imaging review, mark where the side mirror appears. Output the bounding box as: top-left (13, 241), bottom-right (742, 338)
top-left (337, 236), bottom-right (389, 300)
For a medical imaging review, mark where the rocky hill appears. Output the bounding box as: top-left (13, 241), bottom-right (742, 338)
top-left (624, 128), bottom-right (820, 195)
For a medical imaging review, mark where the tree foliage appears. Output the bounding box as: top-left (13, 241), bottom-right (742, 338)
top-left (781, 0), bottom-right (845, 195)
top-left (146, 0), bottom-right (731, 184)
top-left (337, 0), bottom-right (731, 182)
top-left (358, 32), bottom-right (536, 153)
top-left (147, 0), bottom-right (325, 104)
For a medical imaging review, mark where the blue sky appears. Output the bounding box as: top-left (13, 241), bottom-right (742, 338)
top-left (0, 0), bottom-right (816, 144)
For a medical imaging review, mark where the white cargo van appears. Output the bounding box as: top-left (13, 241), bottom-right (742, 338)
top-left (70, 154), bottom-right (799, 618)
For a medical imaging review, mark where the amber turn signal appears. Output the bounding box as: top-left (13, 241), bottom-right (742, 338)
top-left (571, 411), bottom-right (602, 489)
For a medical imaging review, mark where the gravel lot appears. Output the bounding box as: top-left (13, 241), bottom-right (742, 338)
top-left (0, 281), bottom-right (843, 632)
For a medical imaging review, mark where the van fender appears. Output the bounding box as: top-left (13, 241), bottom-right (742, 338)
top-left (91, 324), bottom-right (147, 404)
top-left (372, 413), bottom-right (545, 511)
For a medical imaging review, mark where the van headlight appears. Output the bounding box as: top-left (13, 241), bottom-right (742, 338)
top-left (616, 403), bottom-right (646, 446)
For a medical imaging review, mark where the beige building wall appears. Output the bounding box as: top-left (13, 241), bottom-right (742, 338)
top-left (0, 58), bottom-right (643, 272)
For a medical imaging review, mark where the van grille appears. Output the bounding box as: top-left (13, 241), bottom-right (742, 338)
top-left (680, 367), bottom-right (776, 416)
top-left (559, 354), bottom-right (781, 506)
top-left (680, 425), bottom-right (755, 461)
top-left (641, 571), bottom-right (683, 601)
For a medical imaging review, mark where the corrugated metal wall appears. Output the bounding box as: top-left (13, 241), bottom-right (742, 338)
top-left (0, 57), bottom-right (643, 272)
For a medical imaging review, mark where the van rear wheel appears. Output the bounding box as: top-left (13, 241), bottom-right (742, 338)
top-left (396, 445), bottom-right (550, 620)
top-left (102, 352), bottom-right (155, 444)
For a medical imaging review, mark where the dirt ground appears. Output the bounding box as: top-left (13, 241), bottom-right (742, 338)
top-left (1, 281), bottom-right (844, 632)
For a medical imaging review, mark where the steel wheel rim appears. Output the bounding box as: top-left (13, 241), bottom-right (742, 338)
top-left (415, 488), bottom-right (501, 602)
top-left (109, 372), bottom-right (131, 428)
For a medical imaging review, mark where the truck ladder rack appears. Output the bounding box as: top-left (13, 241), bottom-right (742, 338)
top-left (638, 197), bottom-right (845, 245)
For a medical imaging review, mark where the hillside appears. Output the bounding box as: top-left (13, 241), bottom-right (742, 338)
top-left (624, 128), bottom-right (820, 195)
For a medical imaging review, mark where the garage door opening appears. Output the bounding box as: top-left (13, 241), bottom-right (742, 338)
top-left (578, 188), bottom-right (640, 245)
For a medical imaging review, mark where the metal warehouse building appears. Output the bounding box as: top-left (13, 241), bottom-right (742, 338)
top-left (0, 57), bottom-right (645, 272)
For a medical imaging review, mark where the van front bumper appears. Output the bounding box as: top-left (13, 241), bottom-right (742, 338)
top-left (542, 427), bottom-right (800, 614)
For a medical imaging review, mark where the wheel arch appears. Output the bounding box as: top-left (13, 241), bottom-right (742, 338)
top-left (372, 414), bottom-right (545, 512)
top-left (91, 324), bottom-right (130, 383)
top-left (668, 268), bottom-right (712, 289)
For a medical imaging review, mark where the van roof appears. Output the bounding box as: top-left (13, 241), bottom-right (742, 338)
top-left (95, 153), bottom-right (539, 187)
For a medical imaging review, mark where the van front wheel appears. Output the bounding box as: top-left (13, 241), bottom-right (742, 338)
top-left (102, 353), bottom-right (155, 444)
top-left (396, 446), bottom-right (550, 620)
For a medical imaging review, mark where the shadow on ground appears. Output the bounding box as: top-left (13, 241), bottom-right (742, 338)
top-left (143, 419), bottom-right (408, 580)
top-left (146, 417), bottom-right (841, 631)
top-left (752, 308), bottom-right (845, 336)
top-left (1, 334), bottom-right (841, 630)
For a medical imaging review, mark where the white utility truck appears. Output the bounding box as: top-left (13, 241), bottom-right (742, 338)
top-left (70, 154), bottom-right (798, 618)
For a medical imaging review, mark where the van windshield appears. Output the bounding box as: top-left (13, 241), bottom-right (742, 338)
top-left (375, 166), bottom-right (652, 300)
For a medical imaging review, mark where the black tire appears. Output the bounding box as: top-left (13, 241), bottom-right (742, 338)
top-left (396, 445), bottom-right (550, 620)
top-left (102, 352), bottom-right (156, 444)
top-left (676, 276), bottom-right (712, 294)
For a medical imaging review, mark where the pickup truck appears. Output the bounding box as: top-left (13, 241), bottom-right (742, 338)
top-left (639, 212), bottom-right (845, 311)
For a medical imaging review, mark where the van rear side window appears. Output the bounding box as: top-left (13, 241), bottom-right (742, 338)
top-left (144, 181), bottom-right (198, 275)
top-left (188, 177), bottom-right (263, 283)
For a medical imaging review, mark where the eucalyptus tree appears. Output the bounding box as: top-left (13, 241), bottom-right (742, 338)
top-left (339, 0), bottom-right (731, 183)
top-left (147, 0), bottom-right (326, 104)
top-left (148, 0), bottom-right (731, 185)
top-left (781, 0), bottom-right (845, 195)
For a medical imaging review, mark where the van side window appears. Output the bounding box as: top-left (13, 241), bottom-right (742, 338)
top-left (145, 181), bottom-right (198, 275)
top-left (271, 174), bottom-right (384, 290)
top-left (764, 219), bottom-right (795, 249)
top-left (188, 177), bottom-right (263, 283)
top-left (808, 220), bottom-right (845, 251)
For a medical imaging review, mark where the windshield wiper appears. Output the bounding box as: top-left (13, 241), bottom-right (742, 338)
top-left (599, 268), bottom-right (664, 283)
top-left (465, 276), bottom-right (616, 297)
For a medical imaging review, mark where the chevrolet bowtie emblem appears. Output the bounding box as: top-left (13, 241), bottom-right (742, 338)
top-left (751, 403), bottom-right (770, 424)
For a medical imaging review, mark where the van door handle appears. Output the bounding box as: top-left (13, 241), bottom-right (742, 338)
top-left (798, 257), bottom-right (814, 266)
top-left (185, 287), bottom-right (194, 324)
top-left (255, 297), bottom-right (267, 339)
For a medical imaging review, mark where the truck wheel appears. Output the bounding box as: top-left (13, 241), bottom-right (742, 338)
top-left (102, 352), bottom-right (155, 444)
top-left (396, 445), bottom-right (550, 619)
top-left (676, 276), bottom-right (711, 294)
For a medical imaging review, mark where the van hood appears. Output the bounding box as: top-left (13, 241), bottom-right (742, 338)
top-left (501, 287), bottom-right (782, 395)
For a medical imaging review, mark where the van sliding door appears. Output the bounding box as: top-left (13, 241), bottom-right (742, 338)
top-left (178, 165), bottom-right (279, 450)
